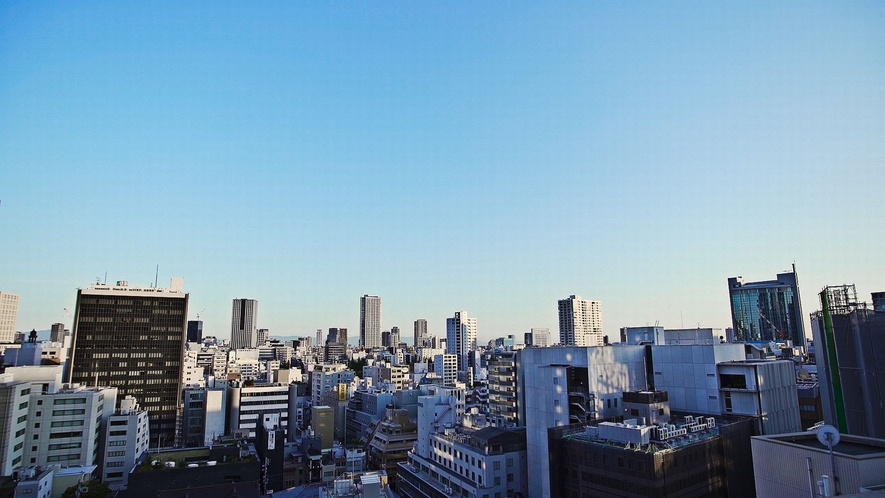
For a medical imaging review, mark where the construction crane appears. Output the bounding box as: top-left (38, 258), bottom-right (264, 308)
top-left (196, 308), bottom-right (206, 321)
top-left (756, 305), bottom-right (786, 340)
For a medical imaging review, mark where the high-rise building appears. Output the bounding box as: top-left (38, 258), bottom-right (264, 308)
top-left (446, 311), bottom-right (477, 372)
top-left (0, 291), bottom-right (20, 344)
top-left (728, 266), bottom-right (805, 345)
top-left (524, 327), bottom-right (550, 347)
top-left (257, 328), bottom-right (269, 345)
top-left (557, 295), bottom-right (603, 346)
top-left (102, 396), bottom-right (150, 490)
top-left (413, 319), bottom-right (428, 347)
top-left (812, 285), bottom-right (885, 439)
top-left (231, 298), bottom-right (259, 350)
top-left (389, 326), bottom-right (400, 346)
top-left (50, 323), bottom-right (66, 343)
top-left (67, 278), bottom-right (187, 448)
top-left (187, 320), bottom-right (203, 343)
top-left (360, 295), bottom-right (382, 349)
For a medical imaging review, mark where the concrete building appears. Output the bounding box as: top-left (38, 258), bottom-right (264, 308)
top-left (13, 466), bottom-right (53, 498)
top-left (0, 291), bottom-right (20, 344)
top-left (446, 312), bottom-right (476, 373)
top-left (228, 382), bottom-right (298, 438)
top-left (67, 278), bottom-right (187, 448)
top-left (518, 346), bottom-right (647, 498)
top-left (231, 298), bottom-right (259, 350)
top-left (728, 266), bottom-right (805, 345)
top-left (434, 354), bottom-right (458, 386)
top-left (524, 327), bottom-right (550, 347)
top-left (716, 359), bottom-right (801, 435)
top-left (414, 319), bottom-right (428, 348)
top-left (312, 405), bottom-right (335, 450)
top-left (549, 412), bottom-right (758, 498)
top-left (487, 351), bottom-right (519, 428)
top-left (648, 343), bottom-right (746, 415)
top-left (49, 323), bottom-right (66, 343)
top-left (558, 295), bottom-right (603, 347)
top-left (311, 364), bottom-right (356, 408)
top-left (361, 295), bottom-right (382, 349)
top-left (102, 396), bottom-right (150, 490)
top-left (0, 376), bottom-right (31, 476)
top-left (24, 385), bottom-right (117, 469)
top-left (812, 285), bottom-right (885, 439)
top-left (182, 388), bottom-right (226, 447)
top-left (752, 430), bottom-right (885, 497)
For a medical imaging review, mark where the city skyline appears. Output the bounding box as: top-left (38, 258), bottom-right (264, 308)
top-left (1, 3), bottom-right (884, 342)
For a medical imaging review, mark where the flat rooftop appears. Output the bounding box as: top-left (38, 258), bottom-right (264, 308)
top-left (759, 432), bottom-right (885, 457)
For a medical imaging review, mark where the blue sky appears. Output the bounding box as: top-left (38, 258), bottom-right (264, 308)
top-left (1, 2), bottom-right (883, 342)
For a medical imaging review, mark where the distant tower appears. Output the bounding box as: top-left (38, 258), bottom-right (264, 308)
top-left (231, 298), bottom-right (259, 350)
top-left (525, 327), bottom-right (550, 347)
top-left (0, 291), bottom-right (20, 344)
top-left (317, 329), bottom-right (323, 346)
top-left (446, 311), bottom-right (477, 372)
top-left (360, 295), bottom-right (382, 348)
top-left (257, 328), bottom-right (269, 345)
top-left (414, 319), bottom-right (428, 347)
top-left (558, 295), bottom-right (603, 346)
top-left (390, 326), bottom-right (400, 346)
top-left (187, 320), bottom-right (203, 343)
top-left (728, 265), bottom-right (805, 345)
top-left (50, 322), bottom-right (66, 343)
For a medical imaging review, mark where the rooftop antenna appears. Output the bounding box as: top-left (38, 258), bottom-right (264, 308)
top-left (154, 265), bottom-right (159, 288)
top-left (104, 271), bottom-right (107, 285)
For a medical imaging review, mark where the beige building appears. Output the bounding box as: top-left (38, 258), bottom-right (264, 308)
top-left (0, 292), bottom-right (20, 344)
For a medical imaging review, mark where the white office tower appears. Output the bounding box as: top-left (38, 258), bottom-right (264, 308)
top-left (102, 396), bottom-right (150, 490)
top-left (0, 292), bottom-right (20, 344)
top-left (526, 327), bottom-right (550, 347)
top-left (360, 295), bottom-right (382, 348)
top-left (558, 295), bottom-right (603, 346)
top-left (446, 311), bottom-right (477, 372)
top-left (24, 385), bottom-right (118, 469)
top-left (231, 298), bottom-right (259, 350)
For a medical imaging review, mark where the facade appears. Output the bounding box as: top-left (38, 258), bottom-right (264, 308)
top-left (752, 430), bottom-right (885, 497)
top-left (0, 291), bottom-right (20, 344)
top-left (102, 396), bottom-right (150, 490)
top-left (557, 295), bottom-right (603, 347)
top-left (361, 295), bottom-right (382, 349)
top-left (367, 407), bottom-right (416, 487)
top-left (231, 298), bottom-right (259, 350)
top-left (186, 320), bottom-right (203, 343)
top-left (24, 385), bottom-right (117, 469)
top-left (311, 364), bottom-right (355, 408)
top-left (414, 319), bottom-right (428, 347)
top-left (716, 360), bottom-right (801, 435)
top-left (648, 343), bottom-right (745, 414)
top-left (445, 311), bottom-right (477, 373)
top-left (728, 267), bottom-right (805, 344)
top-left (67, 279), bottom-right (187, 448)
top-left (811, 285), bottom-right (885, 438)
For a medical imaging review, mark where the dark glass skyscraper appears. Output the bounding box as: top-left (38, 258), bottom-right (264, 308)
top-left (68, 279), bottom-right (187, 448)
top-left (187, 320), bottom-right (203, 343)
top-left (728, 266), bottom-right (805, 345)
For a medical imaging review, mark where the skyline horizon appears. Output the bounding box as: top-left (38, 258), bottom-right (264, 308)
top-left (4, 263), bottom-right (880, 344)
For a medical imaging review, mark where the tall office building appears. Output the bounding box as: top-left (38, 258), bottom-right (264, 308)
top-left (257, 328), bottom-right (269, 345)
top-left (389, 326), bottom-right (400, 346)
top-left (360, 295), bottom-right (382, 348)
top-left (0, 292), bottom-right (20, 344)
top-left (50, 322), bottom-right (66, 343)
top-left (557, 295), bottom-right (603, 346)
top-left (728, 266), bottom-right (805, 345)
top-left (231, 298), bottom-right (259, 350)
top-left (67, 278), bottom-right (187, 448)
top-left (414, 319), bottom-right (428, 347)
top-left (525, 327), bottom-right (550, 347)
top-left (187, 320), bottom-right (203, 343)
top-left (446, 311), bottom-right (477, 372)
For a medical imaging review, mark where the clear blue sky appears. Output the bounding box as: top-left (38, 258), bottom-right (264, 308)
top-left (1, 2), bottom-right (883, 343)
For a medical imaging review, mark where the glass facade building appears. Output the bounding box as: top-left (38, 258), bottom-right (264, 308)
top-left (727, 268), bottom-right (805, 345)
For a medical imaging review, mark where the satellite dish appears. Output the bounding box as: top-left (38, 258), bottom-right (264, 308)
top-left (816, 424), bottom-right (841, 448)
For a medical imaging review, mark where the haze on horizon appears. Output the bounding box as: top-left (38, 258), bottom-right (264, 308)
top-left (1, 2), bottom-right (883, 343)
